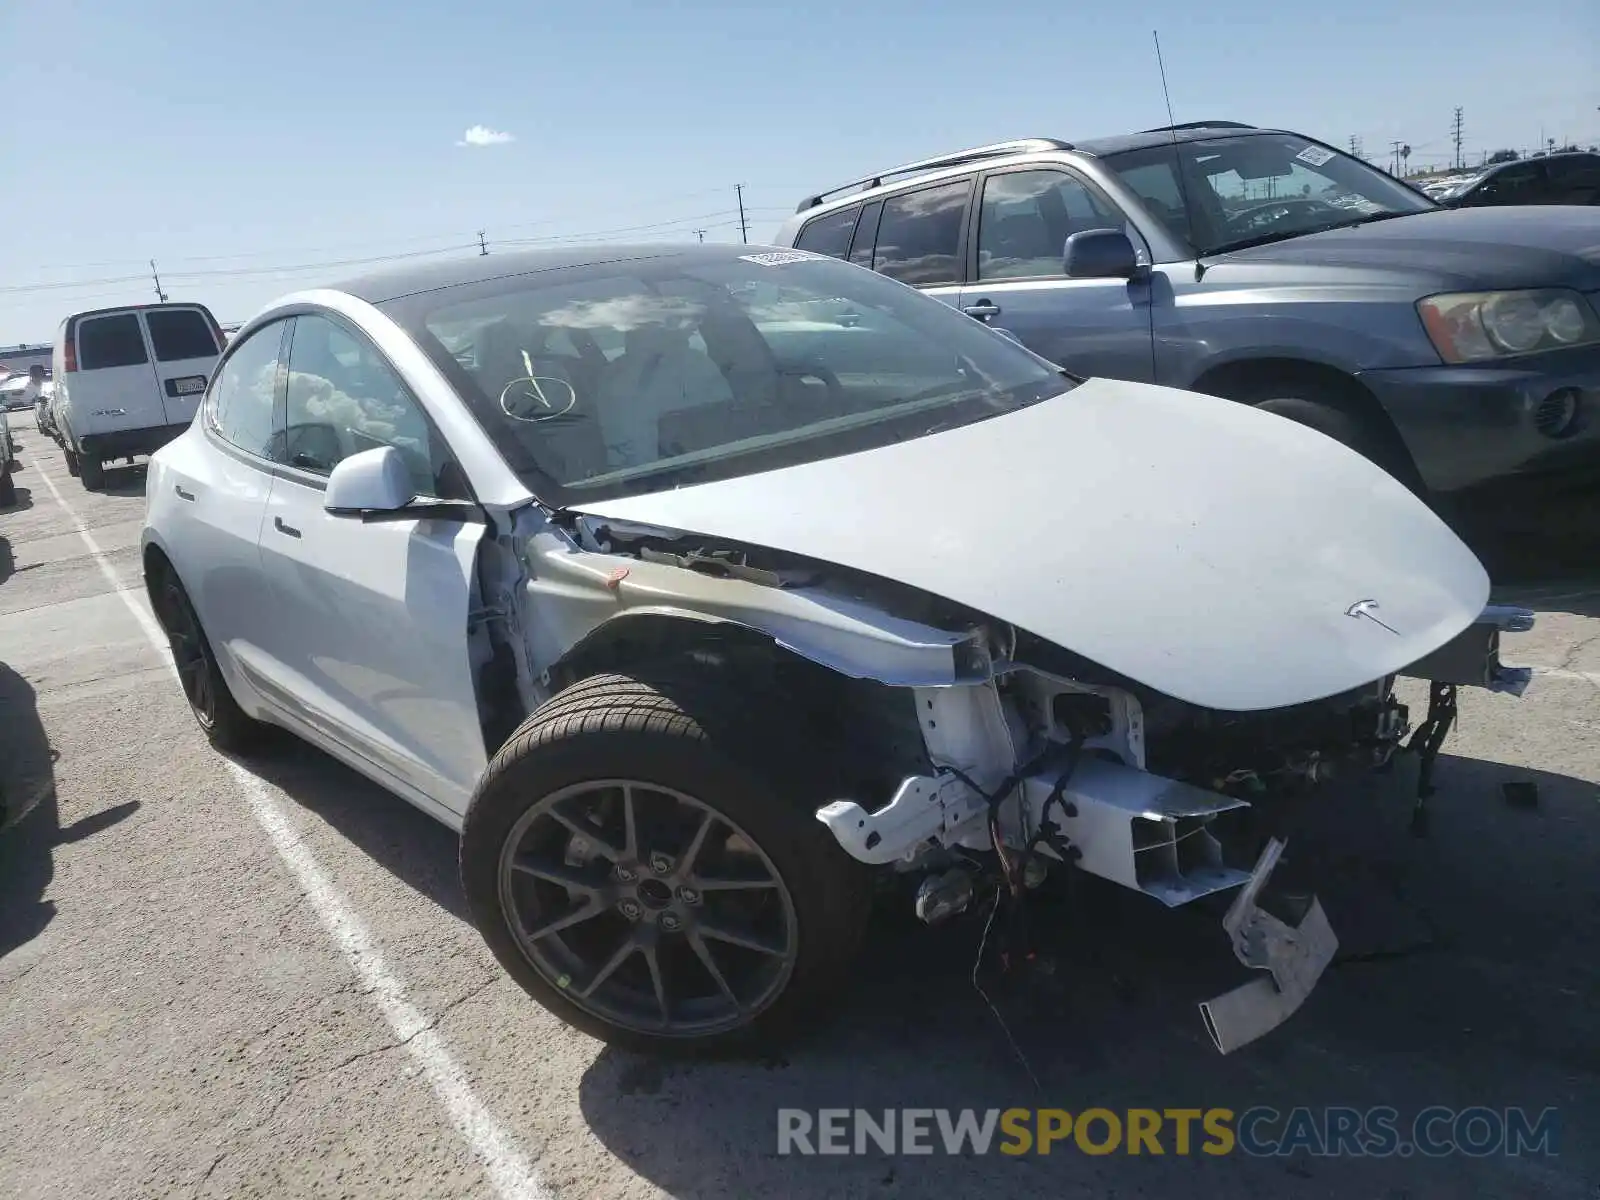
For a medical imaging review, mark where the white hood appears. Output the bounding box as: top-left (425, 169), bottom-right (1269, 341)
top-left (573, 378), bottom-right (1489, 711)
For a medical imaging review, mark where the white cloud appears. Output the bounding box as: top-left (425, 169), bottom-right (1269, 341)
top-left (457, 124), bottom-right (515, 148)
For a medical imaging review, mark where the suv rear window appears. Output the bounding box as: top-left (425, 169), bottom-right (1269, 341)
top-left (146, 309), bottom-right (218, 362)
top-left (77, 314), bottom-right (149, 369)
top-left (794, 207), bottom-right (859, 258)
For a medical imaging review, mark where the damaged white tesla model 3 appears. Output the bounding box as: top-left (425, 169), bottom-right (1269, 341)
top-left (140, 244), bottom-right (1534, 1056)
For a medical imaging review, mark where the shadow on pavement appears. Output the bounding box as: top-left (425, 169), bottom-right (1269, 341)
top-left (574, 751), bottom-right (1599, 1199)
top-left (0, 486), bottom-right (33, 515)
top-left (241, 736), bottom-right (470, 923)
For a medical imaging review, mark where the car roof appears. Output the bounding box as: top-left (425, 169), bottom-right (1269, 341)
top-left (330, 242), bottom-right (784, 304)
top-left (1070, 123), bottom-right (1277, 158)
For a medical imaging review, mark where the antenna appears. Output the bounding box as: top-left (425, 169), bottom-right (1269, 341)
top-left (1153, 29), bottom-right (1178, 130)
top-left (1152, 30), bottom-right (1204, 275)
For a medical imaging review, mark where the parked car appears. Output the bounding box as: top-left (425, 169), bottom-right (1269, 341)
top-left (142, 244), bottom-right (1534, 1057)
top-left (0, 375), bottom-right (38, 411)
top-left (52, 302), bottom-right (226, 489)
top-left (1432, 152), bottom-right (1600, 208)
top-left (776, 123), bottom-right (1600, 511)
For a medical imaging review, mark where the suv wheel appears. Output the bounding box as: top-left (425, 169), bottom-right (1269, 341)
top-left (79, 454), bottom-right (105, 490)
top-left (460, 668), bottom-right (873, 1056)
top-left (0, 465), bottom-right (14, 507)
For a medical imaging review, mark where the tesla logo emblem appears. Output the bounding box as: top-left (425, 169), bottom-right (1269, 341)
top-left (1345, 599), bottom-right (1400, 635)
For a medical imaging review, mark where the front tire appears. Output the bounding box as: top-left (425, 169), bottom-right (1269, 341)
top-left (460, 668), bottom-right (873, 1057)
top-left (151, 567), bottom-right (266, 754)
top-left (63, 444), bottom-right (80, 477)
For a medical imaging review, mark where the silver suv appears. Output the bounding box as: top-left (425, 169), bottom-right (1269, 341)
top-left (776, 123), bottom-right (1600, 506)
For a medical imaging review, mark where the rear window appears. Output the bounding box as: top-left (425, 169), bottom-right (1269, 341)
top-left (77, 314), bottom-right (148, 369)
top-left (793, 207), bottom-right (859, 259)
top-left (145, 309), bottom-right (219, 362)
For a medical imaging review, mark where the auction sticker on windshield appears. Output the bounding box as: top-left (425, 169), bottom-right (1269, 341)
top-left (740, 251), bottom-right (822, 266)
top-left (1295, 145), bottom-right (1336, 167)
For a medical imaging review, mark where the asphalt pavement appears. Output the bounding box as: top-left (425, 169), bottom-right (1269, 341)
top-left (1, 426), bottom-right (1597, 1200)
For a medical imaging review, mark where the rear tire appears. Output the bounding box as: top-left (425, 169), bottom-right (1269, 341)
top-left (0, 467), bottom-right (14, 507)
top-left (460, 667), bottom-right (874, 1057)
top-left (79, 454), bottom-right (105, 490)
top-left (150, 566), bottom-right (267, 755)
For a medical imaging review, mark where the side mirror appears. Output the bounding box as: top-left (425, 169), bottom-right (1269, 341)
top-left (1063, 228), bottom-right (1139, 279)
top-left (324, 445), bottom-right (414, 515)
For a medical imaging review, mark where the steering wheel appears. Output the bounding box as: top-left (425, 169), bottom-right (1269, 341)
top-left (1226, 197), bottom-right (1343, 234)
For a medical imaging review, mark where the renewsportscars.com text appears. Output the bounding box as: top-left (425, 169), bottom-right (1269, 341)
top-left (776, 1106), bottom-right (1560, 1158)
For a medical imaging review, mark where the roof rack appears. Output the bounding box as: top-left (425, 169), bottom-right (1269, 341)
top-left (795, 138), bottom-right (1075, 213)
top-left (1140, 120), bottom-right (1257, 134)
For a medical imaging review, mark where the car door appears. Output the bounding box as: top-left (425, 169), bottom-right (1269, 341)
top-left (142, 306), bottom-right (223, 427)
top-left (254, 311), bottom-right (487, 817)
top-left (859, 176), bottom-right (974, 312)
top-left (68, 311), bottom-right (164, 436)
top-left (156, 318), bottom-right (290, 692)
top-left (957, 166), bottom-right (1155, 382)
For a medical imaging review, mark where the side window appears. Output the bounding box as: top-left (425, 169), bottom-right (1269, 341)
top-left (77, 313), bottom-right (149, 369)
top-left (1476, 164), bottom-right (1542, 204)
top-left (873, 179), bottom-right (970, 286)
top-left (282, 313), bottom-right (463, 499)
top-left (1548, 157), bottom-right (1600, 202)
top-left (977, 169), bottom-right (1122, 281)
top-left (848, 200), bottom-right (883, 268)
top-left (145, 309), bottom-right (220, 362)
top-left (793, 206), bottom-right (860, 259)
top-left (208, 320), bottom-right (285, 458)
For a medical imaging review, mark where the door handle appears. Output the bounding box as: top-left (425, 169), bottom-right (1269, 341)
top-left (174, 485), bottom-right (195, 502)
top-left (273, 516), bottom-right (302, 539)
top-left (962, 302), bottom-right (1002, 319)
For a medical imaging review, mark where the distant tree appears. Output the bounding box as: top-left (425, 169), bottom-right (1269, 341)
top-left (1487, 148), bottom-right (1519, 164)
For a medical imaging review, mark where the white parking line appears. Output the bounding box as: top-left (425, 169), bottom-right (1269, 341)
top-left (30, 464), bottom-right (550, 1200)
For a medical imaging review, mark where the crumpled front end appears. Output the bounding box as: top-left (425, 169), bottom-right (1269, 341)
top-left (815, 601), bottom-right (1537, 1054)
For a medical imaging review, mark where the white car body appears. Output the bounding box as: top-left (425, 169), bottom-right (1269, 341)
top-left (140, 245), bottom-right (1534, 1055)
top-left (53, 302), bottom-right (224, 487)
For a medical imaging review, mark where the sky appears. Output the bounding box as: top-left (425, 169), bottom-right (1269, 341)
top-left (3, 0), bottom-right (1597, 343)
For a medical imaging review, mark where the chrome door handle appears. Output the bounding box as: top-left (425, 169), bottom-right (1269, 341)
top-left (273, 516), bottom-right (301, 538)
top-left (962, 302), bottom-right (1001, 319)
top-left (174, 485), bottom-right (195, 502)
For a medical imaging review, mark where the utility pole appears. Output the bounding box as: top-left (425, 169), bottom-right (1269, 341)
top-left (694, 229), bottom-right (706, 243)
top-left (1389, 140), bottom-right (1403, 175)
top-left (477, 229), bottom-right (489, 256)
top-left (150, 259), bottom-right (167, 302)
top-left (734, 184), bottom-right (749, 244)
top-left (1451, 107), bottom-right (1464, 170)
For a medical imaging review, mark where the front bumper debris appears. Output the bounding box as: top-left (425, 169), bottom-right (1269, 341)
top-left (1199, 838), bottom-right (1338, 1054)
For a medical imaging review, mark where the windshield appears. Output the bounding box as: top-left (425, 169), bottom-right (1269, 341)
top-left (1103, 132), bottom-right (1437, 256)
top-left (387, 252), bottom-right (1076, 505)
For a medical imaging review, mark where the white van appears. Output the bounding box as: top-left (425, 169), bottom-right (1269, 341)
top-left (52, 302), bottom-right (225, 489)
